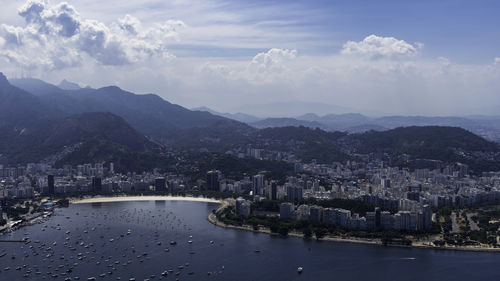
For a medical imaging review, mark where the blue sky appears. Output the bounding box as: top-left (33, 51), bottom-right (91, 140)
top-left (0, 0), bottom-right (499, 116)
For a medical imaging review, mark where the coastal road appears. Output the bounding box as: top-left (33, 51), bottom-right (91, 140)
top-left (467, 213), bottom-right (480, 231)
top-left (451, 212), bottom-right (459, 233)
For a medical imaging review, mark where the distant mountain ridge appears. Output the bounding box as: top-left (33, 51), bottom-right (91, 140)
top-left (249, 117), bottom-right (327, 130)
top-left (44, 112), bottom-right (156, 151)
top-left (10, 77), bottom-right (252, 138)
top-left (58, 79), bottom-right (82, 90)
top-left (2, 72), bottom-right (500, 174)
top-left (192, 106), bottom-right (262, 123)
top-left (0, 74), bottom-right (160, 165)
top-left (214, 109), bottom-right (500, 142)
top-left (198, 107), bottom-right (500, 143)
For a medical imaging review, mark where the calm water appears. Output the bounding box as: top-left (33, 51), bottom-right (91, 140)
top-left (0, 200), bottom-right (499, 281)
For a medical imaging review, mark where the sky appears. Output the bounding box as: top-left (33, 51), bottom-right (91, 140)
top-left (0, 0), bottom-right (499, 116)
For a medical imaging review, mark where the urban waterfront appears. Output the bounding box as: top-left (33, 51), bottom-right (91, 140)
top-left (0, 200), bottom-right (499, 281)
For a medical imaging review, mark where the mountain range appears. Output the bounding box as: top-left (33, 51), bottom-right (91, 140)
top-left (1, 73), bottom-right (249, 168)
top-left (195, 107), bottom-right (500, 143)
top-left (9, 77), bottom-right (250, 139)
top-left (1, 72), bottom-right (499, 174)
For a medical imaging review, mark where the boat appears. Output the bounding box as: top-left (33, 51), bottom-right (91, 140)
top-left (298, 267), bottom-right (303, 274)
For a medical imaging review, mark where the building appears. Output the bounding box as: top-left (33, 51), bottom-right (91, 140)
top-left (252, 174), bottom-right (265, 196)
top-left (92, 177), bottom-right (102, 193)
top-left (47, 174), bottom-right (55, 195)
top-left (296, 205), bottom-right (310, 221)
top-left (323, 208), bottom-right (337, 225)
top-left (422, 204), bottom-right (433, 230)
top-left (337, 209), bottom-right (351, 228)
top-left (375, 207), bottom-right (381, 229)
top-left (397, 211), bottom-right (412, 231)
top-left (155, 177), bottom-right (166, 191)
top-left (270, 181), bottom-right (277, 201)
top-left (366, 211), bottom-right (376, 230)
top-left (235, 198), bottom-right (251, 218)
top-left (309, 205), bottom-right (324, 223)
top-left (279, 202), bottom-right (295, 219)
top-left (206, 170), bottom-right (221, 191)
top-left (380, 211), bottom-right (393, 230)
top-left (286, 185), bottom-right (303, 201)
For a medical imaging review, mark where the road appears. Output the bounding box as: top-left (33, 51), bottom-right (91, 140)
top-left (451, 212), bottom-right (459, 233)
top-left (467, 213), bottom-right (480, 231)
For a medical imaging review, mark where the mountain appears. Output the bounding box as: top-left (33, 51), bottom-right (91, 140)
top-left (249, 126), bottom-right (350, 164)
top-left (55, 139), bottom-right (169, 173)
top-left (234, 101), bottom-right (354, 117)
top-left (249, 117), bottom-right (327, 130)
top-left (297, 113), bottom-right (371, 131)
top-left (58, 79), bottom-right (82, 90)
top-left (350, 126), bottom-right (500, 173)
top-left (0, 74), bottom-right (55, 126)
top-left (373, 116), bottom-right (477, 129)
top-left (0, 73), bottom-right (162, 166)
top-left (43, 112), bottom-right (156, 151)
top-left (10, 78), bottom-right (252, 139)
top-left (192, 106), bottom-right (261, 123)
top-left (344, 124), bottom-right (387, 133)
top-left (371, 116), bottom-right (500, 143)
top-left (242, 125), bottom-right (499, 173)
top-left (353, 126), bottom-right (499, 153)
top-left (294, 112), bottom-right (500, 142)
top-left (10, 77), bottom-right (66, 96)
top-left (0, 110), bottom-right (160, 164)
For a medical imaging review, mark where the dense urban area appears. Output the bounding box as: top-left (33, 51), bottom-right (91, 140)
top-left (1, 72), bottom-right (500, 250)
top-left (2, 144), bottom-right (500, 249)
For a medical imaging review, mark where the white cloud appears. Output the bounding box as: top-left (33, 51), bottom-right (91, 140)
top-left (200, 62), bottom-right (232, 78)
top-left (1, 1), bottom-right (498, 116)
top-left (248, 48), bottom-right (297, 77)
top-left (341, 34), bottom-right (421, 59)
top-left (0, 0), bottom-right (183, 69)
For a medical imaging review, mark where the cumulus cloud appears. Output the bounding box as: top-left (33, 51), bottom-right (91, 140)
top-left (0, 0), bottom-right (184, 70)
top-left (495, 57), bottom-right (500, 64)
top-left (200, 62), bottom-right (232, 78)
top-left (341, 34), bottom-right (421, 59)
top-left (247, 48), bottom-right (297, 78)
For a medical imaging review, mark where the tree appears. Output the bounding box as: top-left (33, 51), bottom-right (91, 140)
top-left (314, 228), bottom-right (327, 239)
top-left (433, 240), bottom-right (445, 247)
top-left (303, 228), bottom-right (312, 239)
top-left (278, 225), bottom-right (289, 236)
top-left (270, 223), bottom-right (279, 233)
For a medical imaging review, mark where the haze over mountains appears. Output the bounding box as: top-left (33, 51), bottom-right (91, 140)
top-left (1, 72), bottom-right (500, 174)
top-left (195, 108), bottom-right (500, 143)
top-left (9, 76), bottom-right (249, 139)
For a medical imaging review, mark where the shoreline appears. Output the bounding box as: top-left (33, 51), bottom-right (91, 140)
top-left (207, 201), bottom-right (500, 253)
top-left (70, 195), bottom-right (221, 204)
top-left (3, 196), bottom-right (498, 253)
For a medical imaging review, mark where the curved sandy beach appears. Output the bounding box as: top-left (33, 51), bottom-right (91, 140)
top-left (71, 195), bottom-right (221, 204)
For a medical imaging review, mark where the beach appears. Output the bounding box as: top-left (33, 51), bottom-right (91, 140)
top-left (67, 195), bottom-right (500, 252)
top-left (207, 199), bottom-right (500, 252)
top-left (71, 195), bottom-right (221, 204)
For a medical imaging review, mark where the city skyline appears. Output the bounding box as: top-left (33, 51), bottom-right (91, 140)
top-left (0, 0), bottom-right (499, 116)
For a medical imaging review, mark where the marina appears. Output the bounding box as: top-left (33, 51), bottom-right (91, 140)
top-left (0, 200), bottom-right (499, 281)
